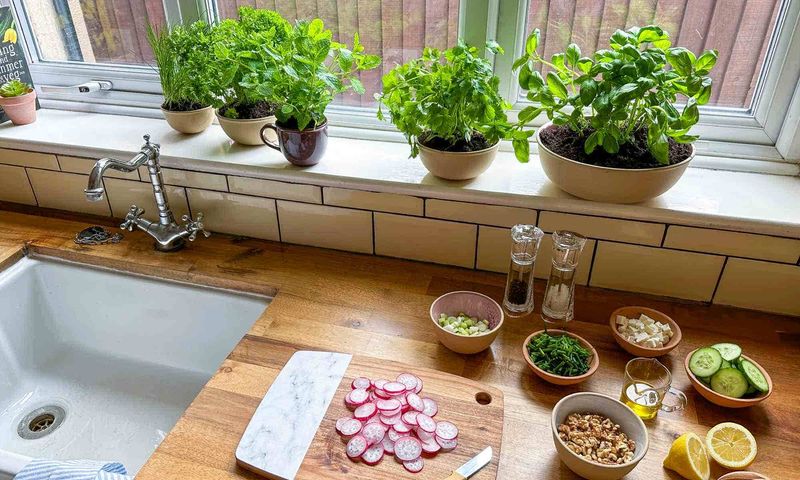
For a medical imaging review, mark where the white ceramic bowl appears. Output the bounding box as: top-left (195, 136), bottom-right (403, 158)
top-left (551, 392), bottom-right (649, 480)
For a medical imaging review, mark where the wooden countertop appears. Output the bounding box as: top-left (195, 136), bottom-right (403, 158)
top-left (0, 209), bottom-right (797, 480)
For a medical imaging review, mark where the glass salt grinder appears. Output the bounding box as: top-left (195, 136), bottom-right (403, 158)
top-left (541, 230), bottom-right (587, 326)
top-left (502, 224), bottom-right (544, 317)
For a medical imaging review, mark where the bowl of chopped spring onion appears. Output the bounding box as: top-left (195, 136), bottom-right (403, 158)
top-left (523, 329), bottom-right (599, 385)
top-left (430, 291), bottom-right (504, 354)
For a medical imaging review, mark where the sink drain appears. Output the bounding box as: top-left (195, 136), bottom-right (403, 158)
top-left (18, 405), bottom-right (66, 440)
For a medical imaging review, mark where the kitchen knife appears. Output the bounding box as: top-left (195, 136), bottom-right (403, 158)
top-left (443, 446), bottom-right (493, 480)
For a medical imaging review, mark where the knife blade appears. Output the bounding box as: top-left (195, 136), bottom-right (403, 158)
top-left (445, 446), bottom-right (493, 480)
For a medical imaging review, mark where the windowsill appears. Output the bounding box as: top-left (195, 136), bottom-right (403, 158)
top-left (1, 109), bottom-right (798, 238)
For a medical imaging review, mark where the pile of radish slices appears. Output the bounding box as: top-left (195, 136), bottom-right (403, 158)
top-left (335, 373), bottom-right (459, 473)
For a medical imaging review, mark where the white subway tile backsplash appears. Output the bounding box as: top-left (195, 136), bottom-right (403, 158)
top-left (590, 242), bottom-right (724, 301)
top-left (0, 149), bottom-right (59, 170)
top-left (665, 225), bottom-right (800, 264)
top-left (104, 178), bottom-right (189, 220)
top-left (27, 169), bottom-right (111, 216)
top-left (229, 176), bottom-right (321, 204)
top-left (187, 189), bottom-right (279, 241)
top-left (426, 199), bottom-right (537, 228)
top-left (539, 212), bottom-right (665, 246)
top-left (324, 187), bottom-right (423, 215)
top-left (277, 201), bottom-right (372, 253)
top-left (140, 167), bottom-right (228, 191)
top-left (58, 155), bottom-right (139, 180)
top-left (0, 165), bottom-right (36, 205)
top-left (375, 213), bottom-right (476, 268)
top-left (714, 259), bottom-right (800, 316)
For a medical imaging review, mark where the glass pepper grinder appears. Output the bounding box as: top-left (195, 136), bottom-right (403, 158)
top-left (502, 224), bottom-right (544, 317)
top-left (541, 230), bottom-right (587, 326)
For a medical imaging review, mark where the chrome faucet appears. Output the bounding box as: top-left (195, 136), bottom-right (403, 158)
top-left (85, 134), bottom-right (210, 252)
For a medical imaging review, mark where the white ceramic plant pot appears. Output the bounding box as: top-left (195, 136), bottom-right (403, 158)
top-left (537, 121), bottom-right (695, 204)
top-left (418, 141), bottom-right (500, 181)
top-left (161, 106), bottom-right (214, 134)
top-left (216, 110), bottom-right (277, 146)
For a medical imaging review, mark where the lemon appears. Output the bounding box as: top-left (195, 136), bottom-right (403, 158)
top-left (663, 432), bottom-right (710, 480)
top-left (706, 422), bottom-right (757, 469)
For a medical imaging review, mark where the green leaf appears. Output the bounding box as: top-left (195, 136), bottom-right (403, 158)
top-left (577, 57), bottom-right (593, 74)
top-left (566, 43), bottom-right (581, 67)
top-left (667, 47), bottom-right (695, 76)
top-left (517, 106), bottom-right (542, 123)
top-left (650, 134), bottom-right (669, 164)
top-left (350, 77), bottom-right (365, 94)
top-left (528, 70), bottom-right (545, 90)
top-left (584, 131), bottom-right (600, 154)
top-left (694, 50), bottom-right (718, 74)
top-left (602, 132), bottom-right (620, 153)
top-left (579, 79), bottom-right (597, 105)
top-left (513, 137), bottom-right (531, 163)
top-left (512, 56), bottom-right (528, 72)
top-left (546, 72), bottom-right (568, 99)
top-left (611, 82), bottom-right (639, 105)
top-left (525, 29), bottom-right (540, 55)
top-left (518, 65), bottom-right (532, 90)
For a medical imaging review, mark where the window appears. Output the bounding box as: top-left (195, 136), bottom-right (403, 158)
top-left (6, 0), bottom-right (799, 166)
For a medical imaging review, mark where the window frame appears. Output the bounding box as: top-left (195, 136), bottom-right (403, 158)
top-left (491, 0), bottom-right (800, 165)
top-left (8, 0), bottom-right (800, 168)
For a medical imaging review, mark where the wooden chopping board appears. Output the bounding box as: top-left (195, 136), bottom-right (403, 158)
top-left (237, 351), bottom-right (504, 480)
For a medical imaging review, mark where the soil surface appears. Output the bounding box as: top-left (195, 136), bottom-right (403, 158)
top-left (539, 124), bottom-right (692, 169)
top-left (220, 100), bottom-right (277, 120)
top-left (162, 100), bottom-right (205, 112)
top-left (420, 131), bottom-right (492, 152)
top-left (277, 116), bottom-right (326, 130)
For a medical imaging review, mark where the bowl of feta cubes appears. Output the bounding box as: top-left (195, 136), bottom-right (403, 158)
top-left (610, 306), bottom-right (682, 357)
top-left (430, 291), bottom-right (503, 354)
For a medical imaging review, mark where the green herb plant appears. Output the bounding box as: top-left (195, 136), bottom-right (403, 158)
top-left (377, 41), bottom-right (529, 157)
top-left (253, 18), bottom-right (381, 130)
top-left (511, 25), bottom-right (717, 164)
top-left (0, 79), bottom-right (31, 98)
top-left (211, 7), bottom-right (293, 119)
top-left (527, 332), bottom-right (591, 377)
top-left (147, 21), bottom-right (219, 111)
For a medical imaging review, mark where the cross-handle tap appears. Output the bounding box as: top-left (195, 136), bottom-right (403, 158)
top-left (120, 205), bottom-right (145, 231)
top-left (182, 213), bottom-right (211, 241)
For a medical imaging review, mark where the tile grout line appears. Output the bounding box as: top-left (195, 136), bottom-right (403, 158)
top-left (710, 256), bottom-right (729, 303)
top-left (473, 226), bottom-right (480, 270)
top-left (22, 168), bottom-right (40, 207)
top-left (371, 212), bottom-right (376, 255)
top-left (660, 224), bottom-right (669, 247)
top-left (274, 200), bottom-right (283, 243)
top-left (586, 240), bottom-right (600, 286)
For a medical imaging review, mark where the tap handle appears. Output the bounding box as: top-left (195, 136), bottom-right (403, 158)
top-left (120, 205), bottom-right (145, 231)
top-left (182, 212), bottom-right (210, 241)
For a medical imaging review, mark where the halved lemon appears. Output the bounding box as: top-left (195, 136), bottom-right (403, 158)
top-left (706, 422), bottom-right (757, 469)
top-left (664, 432), bottom-right (710, 480)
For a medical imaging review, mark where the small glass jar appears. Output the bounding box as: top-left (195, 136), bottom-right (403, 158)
top-left (502, 224), bottom-right (544, 317)
top-left (541, 230), bottom-right (587, 326)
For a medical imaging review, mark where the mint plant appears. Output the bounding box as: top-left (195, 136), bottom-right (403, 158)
top-left (377, 42), bottom-right (525, 157)
top-left (0, 79), bottom-right (31, 98)
top-left (512, 25), bottom-right (717, 164)
top-left (253, 18), bottom-right (380, 130)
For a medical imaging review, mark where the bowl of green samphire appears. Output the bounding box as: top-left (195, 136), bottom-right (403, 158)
top-left (523, 329), bottom-right (599, 385)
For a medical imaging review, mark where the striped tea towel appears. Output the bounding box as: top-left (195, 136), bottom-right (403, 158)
top-left (14, 459), bottom-right (133, 480)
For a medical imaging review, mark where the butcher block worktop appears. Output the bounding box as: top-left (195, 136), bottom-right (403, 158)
top-left (0, 209), bottom-right (798, 480)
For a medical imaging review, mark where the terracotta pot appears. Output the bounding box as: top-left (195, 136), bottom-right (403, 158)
top-left (522, 329), bottom-right (599, 385)
top-left (260, 120), bottom-right (328, 166)
top-left (161, 106), bottom-right (214, 134)
top-left (418, 141), bottom-right (499, 181)
top-left (216, 109), bottom-right (277, 146)
top-left (0, 89), bottom-right (37, 126)
top-left (537, 121), bottom-right (695, 204)
top-left (609, 306), bottom-right (682, 358)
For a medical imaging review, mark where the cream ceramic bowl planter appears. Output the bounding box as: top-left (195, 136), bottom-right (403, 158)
top-left (418, 141), bottom-right (500, 181)
top-left (216, 110), bottom-right (278, 146)
top-left (161, 106), bottom-right (215, 134)
top-left (537, 121), bottom-right (695, 204)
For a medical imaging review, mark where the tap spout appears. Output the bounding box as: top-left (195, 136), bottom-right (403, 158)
top-left (85, 153), bottom-right (148, 201)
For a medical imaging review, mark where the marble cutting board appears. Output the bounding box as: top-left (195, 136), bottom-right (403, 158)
top-left (236, 351), bottom-right (504, 480)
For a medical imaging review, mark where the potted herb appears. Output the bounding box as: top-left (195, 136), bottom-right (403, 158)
top-left (512, 25), bottom-right (717, 203)
top-left (147, 22), bottom-right (219, 134)
top-left (0, 79), bottom-right (36, 125)
top-left (211, 7), bottom-right (292, 145)
top-left (256, 18), bottom-right (380, 165)
top-left (377, 42), bottom-right (522, 180)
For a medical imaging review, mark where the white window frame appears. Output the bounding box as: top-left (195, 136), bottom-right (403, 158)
top-left (491, 0), bottom-right (800, 169)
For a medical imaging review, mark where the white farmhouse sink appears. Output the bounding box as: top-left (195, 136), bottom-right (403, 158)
top-left (0, 257), bottom-right (269, 476)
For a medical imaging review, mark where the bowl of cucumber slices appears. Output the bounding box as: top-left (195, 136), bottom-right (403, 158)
top-left (685, 343), bottom-right (772, 408)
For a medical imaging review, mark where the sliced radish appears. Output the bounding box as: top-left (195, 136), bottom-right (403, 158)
top-left (413, 376), bottom-right (423, 394)
top-left (365, 416), bottom-right (382, 425)
top-left (396, 373), bottom-right (418, 392)
top-left (376, 398), bottom-right (401, 412)
top-left (379, 413), bottom-right (401, 425)
top-left (406, 393), bottom-right (424, 412)
top-left (421, 439), bottom-right (441, 454)
top-left (346, 435), bottom-right (368, 458)
top-left (383, 381), bottom-right (406, 394)
top-left (403, 457), bottom-right (424, 473)
top-left (338, 418), bottom-right (362, 437)
top-left (373, 389), bottom-right (391, 399)
top-left (335, 417), bottom-right (349, 432)
top-left (352, 377), bottom-right (372, 390)
top-left (402, 411), bottom-right (419, 426)
top-left (387, 428), bottom-right (404, 442)
top-left (382, 436), bottom-right (395, 455)
top-left (393, 421), bottom-right (412, 433)
top-left (381, 406), bottom-right (402, 417)
top-left (421, 397), bottom-right (438, 417)
top-left (372, 378), bottom-right (389, 389)
top-left (361, 443), bottom-right (385, 465)
top-left (361, 422), bottom-right (386, 446)
top-left (416, 413), bottom-right (436, 433)
top-left (349, 388), bottom-right (369, 405)
top-left (394, 436), bottom-right (422, 461)
top-left (416, 428), bottom-right (434, 443)
top-left (436, 435), bottom-right (458, 451)
top-left (435, 421), bottom-right (458, 440)
top-left (354, 402), bottom-right (377, 420)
